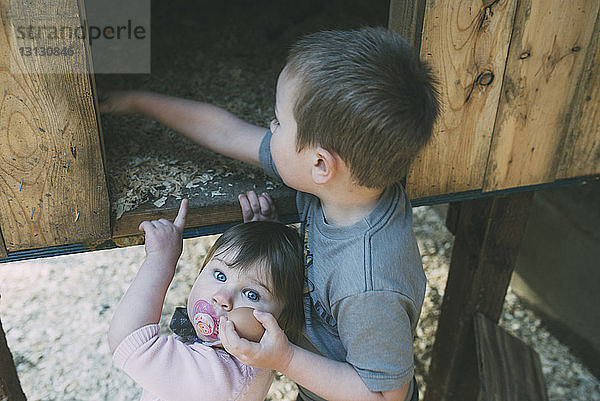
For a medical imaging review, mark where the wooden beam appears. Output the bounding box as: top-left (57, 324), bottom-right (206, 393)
top-left (113, 202), bottom-right (245, 239)
top-left (424, 191), bottom-right (534, 401)
top-left (112, 191), bottom-right (297, 238)
top-left (0, 315), bottom-right (27, 401)
top-left (0, 0), bottom-right (110, 251)
top-left (483, 0), bottom-right (600, 191)
top-left (388, 0), bottom-right (426, 50)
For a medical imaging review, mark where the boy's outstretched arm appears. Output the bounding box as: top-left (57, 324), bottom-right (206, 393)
top-left (219, 311), bottom-right (410, 401)
top-left (108, 199), bottom-right (188, 353)
top-left (100, 91), bottom-right (266, 166)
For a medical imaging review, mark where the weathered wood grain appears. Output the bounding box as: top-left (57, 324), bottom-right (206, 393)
top-left (474, 313), bottom-right (548, 401)
top-left (557, 9), bottom-right (600, 179)
top-left (0, 0), bottom-right (110, 250)
top-left (388, 0), bottom-right (426, 50)
top-left (484, 0), bottom-right (600, 191)
top-left (405, 0), bottom-right (518, 199)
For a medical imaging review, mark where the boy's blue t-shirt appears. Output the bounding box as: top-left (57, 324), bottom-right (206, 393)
top-left (259, 131), bottom-right (426, 398)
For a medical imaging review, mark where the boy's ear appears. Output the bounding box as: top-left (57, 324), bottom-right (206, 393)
top-left (311, 146), bottom-right (337, 184)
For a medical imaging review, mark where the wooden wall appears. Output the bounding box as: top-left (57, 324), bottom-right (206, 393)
top-left (0, 0), bottom-right (598, 252)
top-left (403, 0), bottom-right (600, 199)
top-left (0, 0), bottom-right (109, 251)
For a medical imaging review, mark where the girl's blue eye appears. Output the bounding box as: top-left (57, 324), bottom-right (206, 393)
top-left (213, 270), bottom-right (226, 282)
top-left (243, 289), bottom-right (260, 302)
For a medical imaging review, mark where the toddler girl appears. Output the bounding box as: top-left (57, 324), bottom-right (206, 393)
top-left (108, 199), bottom-right (304, 401)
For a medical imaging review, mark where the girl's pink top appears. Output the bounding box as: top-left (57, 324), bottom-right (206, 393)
top-left (113, 324), bottom-right (274, 401)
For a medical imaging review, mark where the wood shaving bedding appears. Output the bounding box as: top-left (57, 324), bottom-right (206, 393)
top-left (95, 0), bottom-right (388, 219)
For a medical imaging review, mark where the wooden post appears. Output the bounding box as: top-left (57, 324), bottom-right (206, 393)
top-left (0, 0), bottom-right (111, 252)
top-left (424, 191), bottom-right (534, 401)
top-left (0, 315), bottom-right (27, 400)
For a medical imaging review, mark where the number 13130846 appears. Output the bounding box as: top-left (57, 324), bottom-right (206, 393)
top-left (19, 46), bottom-right (75, 56)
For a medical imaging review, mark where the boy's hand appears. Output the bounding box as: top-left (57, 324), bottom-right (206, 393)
top-left (138, 199), bottom-right (188, 265)
top-left (238, 191), bottom-right (278, 222)
top-left (98, 90), bottom-right (136, 114)
top-left (219, 310), bottom-right (293, 372)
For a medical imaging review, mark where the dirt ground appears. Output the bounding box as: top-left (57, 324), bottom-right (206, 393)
top-left (1, 206), bottom-right (599, 400)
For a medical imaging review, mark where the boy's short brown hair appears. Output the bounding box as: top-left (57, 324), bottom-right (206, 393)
top-left (286, 27), bottom-right (440, 188)
top-left (201, 221), bottom-right (304, 341)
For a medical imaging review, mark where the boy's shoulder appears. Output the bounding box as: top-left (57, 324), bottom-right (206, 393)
top-left (297, 182), bottom-right (411, 232)
top-left (297, 184), bottom-right (424, 299)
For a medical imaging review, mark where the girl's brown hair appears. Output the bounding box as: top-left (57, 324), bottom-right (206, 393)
top-left (201, 221), bottom-right (304, 340)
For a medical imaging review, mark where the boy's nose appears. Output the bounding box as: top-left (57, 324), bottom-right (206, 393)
top-left (212, 288), bottom-right (233, 312)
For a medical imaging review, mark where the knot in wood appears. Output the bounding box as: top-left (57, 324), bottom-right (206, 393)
top-left (482, 0), bottom-right (499, 9)
top-left (477, 71), bottom-right (494, 86)
top-left (520, 51), bottom-right (531, 60)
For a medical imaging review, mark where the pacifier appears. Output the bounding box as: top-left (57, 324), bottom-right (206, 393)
top-left (192, 299), bottom-right (220, 343)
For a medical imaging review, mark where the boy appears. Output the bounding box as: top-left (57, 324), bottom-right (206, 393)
top-left (102, 27), bottom-right (439, 401)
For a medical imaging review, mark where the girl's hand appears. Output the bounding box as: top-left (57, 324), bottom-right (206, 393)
top-left (219, 310), bottom-right (293, 372)
top-left (138, 199), bottom-right (188, 265)
top-left (238, 191), bottom-right (278, 222)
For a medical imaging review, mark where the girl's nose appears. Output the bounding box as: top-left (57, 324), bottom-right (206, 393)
top-left (212, 288), bottom-right (233, 311)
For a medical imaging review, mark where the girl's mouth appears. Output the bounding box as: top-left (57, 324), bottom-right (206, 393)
top-left (192, 299), bottom-right (220, 342)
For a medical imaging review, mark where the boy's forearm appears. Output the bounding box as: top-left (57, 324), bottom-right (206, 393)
top-left (281, 344), bottom-right (391, 401)
top-left (108, 256), bottom-right (175, 353)
top-left (125, 91), bottom-right (266, 166)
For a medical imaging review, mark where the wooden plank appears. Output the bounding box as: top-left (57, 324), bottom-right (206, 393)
top-left (113, 202), bottom-right (246, 239)
top-left (483, 0), bottom-right (600, 191)
top-left (405, 0), bottom-right (518, 199)
top-left (112, 191), bottom-right (297, 238)
top-left (0, 316), bottom-right (27, 401)
top-left (388, 0), bottom-right (426, 50)
top-left (474, 313), bottom-right (548, 401)
top-left (424, 191), bottom-right (534, 401)
top-left (0, 0), bottom-right (110, 250)
top-left (557, 9), bottom-right (600, 179)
